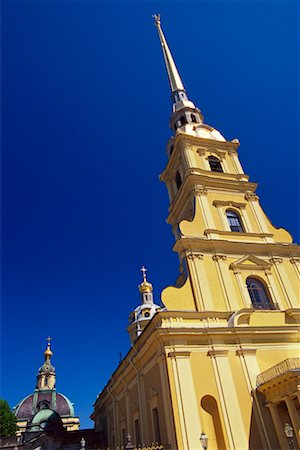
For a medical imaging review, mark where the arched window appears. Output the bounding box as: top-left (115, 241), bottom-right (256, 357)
top-left (226, 209), bottom-right (244, 232)
top-left (180, 115), bottom-right (187, 126)
top-left (208, 156), bottom-right (223, 172)
top-left (191, 113), bottom-right (197, 123)
top-left (246, 277), bottom-right (274, 309)
top-left (175, 171), bottom-right (182, 190)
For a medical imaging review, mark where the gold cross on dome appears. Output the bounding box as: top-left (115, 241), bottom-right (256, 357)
top-left (46, 336), bottom-right (52, 344)
top-left (140, 266), bottom-right (147, 281)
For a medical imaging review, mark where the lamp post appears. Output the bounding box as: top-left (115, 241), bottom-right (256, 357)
top-left (284, 423), bottom-right (296, 450)
top-left (200, 432), bottom-right (208, 450)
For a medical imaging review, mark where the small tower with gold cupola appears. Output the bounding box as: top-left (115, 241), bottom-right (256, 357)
top-left (13, 339), bottom-right (80, 433)
top-left (127, 267), bottom-right (162, 343)
top-left (36, 337), bottom-right (56, 390)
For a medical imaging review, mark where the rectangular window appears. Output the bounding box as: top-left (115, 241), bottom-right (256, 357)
top-left (134, 419), bottom-right (140, 446)
top-left (121, 428), bottom-right (126, 447)
top-left (152, 407), bottom-right (161, 443)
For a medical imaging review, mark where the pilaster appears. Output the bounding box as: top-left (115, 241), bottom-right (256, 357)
top-left (168, 351), bottom-right (202, 450)
top-left (266, 403), bottom-right (287, 449)
top-left (157, 353), bottom-right (176, 448)
top-left (208, 349), bottom-right (248, 450)
top-left (284, 397), bottom-right (300, 447)
top-left (269, 258), bottom-right (294, 308)
top-left (236, 348), bottom-right (272, 449)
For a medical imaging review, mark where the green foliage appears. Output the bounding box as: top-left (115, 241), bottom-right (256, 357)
top-left (0, 399), bottom-right (18, 437)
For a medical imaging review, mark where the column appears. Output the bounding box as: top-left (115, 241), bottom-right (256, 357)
top-left (230, 150), bottom-right (245, 174)
top-left (194, 186), bottom-right (215, 230)
top-left (269, 258), bottom-right (294, 308)
top-left (168, 351), bottom-right (202, 450)
top-left (157, 353), bottom-right (176, 448)
top-left (245, 191), bottom-right (272, 237)
top-left (197, 148), bottom-right (210, 170)
top-left (125, 389), bottom-right (132, 435)
top-left (208, 349), bottom-right (248, 450)
top-left (236, 348), bottom-right (272, 449)
top-left (140, 375), bottom-right (149, 445)
top-left (290, 258), bottom-right (300, 280)
top-left (267, 403), bottom-right (288, 449)
top-left (265, 269), bottom-right (283, 309)
top-left (233, 270), bottom-right (251, 307)
top-left (285, 397), bottom-right (300, 448)
top-left (212, 255), bottom-right (240, 311)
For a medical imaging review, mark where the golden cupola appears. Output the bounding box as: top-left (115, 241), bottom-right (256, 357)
top-left (128, 267), bottom-right (162, 343)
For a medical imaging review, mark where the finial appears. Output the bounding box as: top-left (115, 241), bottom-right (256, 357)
top-left (139, 266), bottom-right (153, 294)
top-left (153, 13), bottom-right (161, 26)
top-left (140, 265), bottom-right (147, 282)
top-left (44, 337), bottom-right (53, 359)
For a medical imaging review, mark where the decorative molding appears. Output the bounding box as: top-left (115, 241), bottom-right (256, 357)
top-left (212, 254), bottom-right (227, 262)
top-left (236, 348), bottom-right (257, 357)
top-left (269, 257), bottom-right (283, 265)
top-left (196, 147), bottom-right (206, 156)
top-left (230, 254), bottom-right (271, 271)
top-left (290, 258), bottom-right (300, 265)
top-left (207, 349), bottom-right (229, 358)
top-left (204, 229), bottom-right (273, 238)
top-left (168, 351), bottom-right (191, 359)
top-left (148, 388), bottom-right (158, 402)
top-left (194, 185), bottom-right (207, 196)
top-left (245, 191), bottom-right (259, 202)
top-left (204, 150), bottom-right (226, 160)
top-left (186, 252), bottom-right (204, 261)
top-left (213, 200), bottom-right (246, 209)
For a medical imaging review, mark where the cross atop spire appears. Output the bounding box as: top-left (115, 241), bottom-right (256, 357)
top-left (140, 265), bottom-right (147, 282)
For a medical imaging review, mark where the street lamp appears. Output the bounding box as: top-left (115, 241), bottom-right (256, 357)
top-left (200, 432), bottom-right (208, 450)
top-left (284, 423), bottom-right (295, 450)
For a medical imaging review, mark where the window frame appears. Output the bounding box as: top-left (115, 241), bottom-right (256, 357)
top-left (226, 209), bottom-right (245, 232)
top-left (246, 276), bottom-right (274, 310)
top-left (208, 155), bottom-right (224, 173)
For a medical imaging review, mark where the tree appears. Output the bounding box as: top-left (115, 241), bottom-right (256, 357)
top-left (0, 399), bottom-right (18, 437)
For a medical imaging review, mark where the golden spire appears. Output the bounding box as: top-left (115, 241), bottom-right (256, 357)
top-left (44, 336), bottom-right (53, 360)
top-left (139, 266), bottom-right (153, 293)
top-left (153, 14), bottom-right (185, 93)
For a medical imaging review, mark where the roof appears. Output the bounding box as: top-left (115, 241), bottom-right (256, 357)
top-left (14, 391), bottom-right (75, 420)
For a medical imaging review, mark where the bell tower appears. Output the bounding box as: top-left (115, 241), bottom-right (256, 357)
top-left (154, 15), bottom-right (299, 315)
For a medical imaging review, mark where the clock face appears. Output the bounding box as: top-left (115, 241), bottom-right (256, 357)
top-left (195, 126), bottom-right (211, 138)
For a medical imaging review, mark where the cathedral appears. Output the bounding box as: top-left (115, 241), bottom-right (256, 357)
top-left (91, 15), bottom-right (300, 450)
top-left (5, 14), bottom-right (299, 450)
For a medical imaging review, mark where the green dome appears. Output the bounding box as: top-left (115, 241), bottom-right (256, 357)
top-left (27, 402), bottom-right (64, 433)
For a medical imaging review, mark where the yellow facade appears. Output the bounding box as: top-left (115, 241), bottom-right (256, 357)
top-left (92, 16), bottom-right (300, 450)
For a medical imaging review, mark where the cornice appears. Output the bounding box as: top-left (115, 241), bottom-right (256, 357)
top-left (204, 229), bottom-right (273, 238)
top-left (173, 236), bottom-right (300, 257)
top-left (174, 133), bottom-right (240, 152)
top-left (213, 200), bottom-right (246, 209)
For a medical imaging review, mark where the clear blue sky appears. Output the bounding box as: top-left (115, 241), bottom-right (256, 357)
top-left (2, 0), bottom-right (299, 429)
